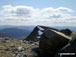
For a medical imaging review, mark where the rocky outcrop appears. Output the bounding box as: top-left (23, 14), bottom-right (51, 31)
top-left (25, 25), bottom-right (72, 42)
top-left (39, 29), bottom-right (72, 57)
top-left (55, 38), bottom-right (76, 57)
top-left (25, 25), bottom-right (59, 41)
top-left (60, 29), bottom-right (72, 36)
top-left (0, 25), bottom-right (74, 57)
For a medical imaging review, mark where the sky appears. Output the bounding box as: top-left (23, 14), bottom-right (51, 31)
top-left (0, 0), bottom-right (76, 26)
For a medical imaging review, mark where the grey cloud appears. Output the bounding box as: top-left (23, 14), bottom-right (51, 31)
top-left (12, 7), bottom-right (32, 17)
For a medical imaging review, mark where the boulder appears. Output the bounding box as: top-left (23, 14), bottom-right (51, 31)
top-left (60, 29), bottom-right (72, 36)
top-left (27, 48), bottom-right (40, 57)
top-left (71, 32), bottom-right (76, 40)
top-left (18, 46), bottom-right (24, 51)
top-left (23, 54), bottom-right (27, 57)
top-left (10, 44), bottom-right (15, 47)
top-left (39, 29), bottom-right (71, 57)
top-left (4, 48), bottom-right (10, 51)
top-left (55, 38), bottom-right (76, 57)
top-left (27, 51), bottom-right (38, 57)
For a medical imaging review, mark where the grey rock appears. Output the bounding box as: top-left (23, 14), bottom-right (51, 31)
top-left (23, 54), bottom-right (27, 57)
top-left (4, 48), bottom-right (10, 51)
top-left (10, 44), bottom-right (15, 47)
top-left (27, 51), bottom-right (38, 57)
top-left (18, 46), bottom-right (25, 52)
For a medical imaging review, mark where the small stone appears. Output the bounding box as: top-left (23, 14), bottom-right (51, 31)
top-left (10, 44), bottom-right (15, 47)
top-left (4, 48), bottom-right (10, 51)
top-left (28, 51), bottom-right (38, 57)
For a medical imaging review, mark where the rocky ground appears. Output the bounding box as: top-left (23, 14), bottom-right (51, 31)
top-left (0, 38), bottom-right (39, 57)
top-left (0, 26), bottom-right (76, 57)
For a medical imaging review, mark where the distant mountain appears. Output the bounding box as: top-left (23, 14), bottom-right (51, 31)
top-left (0, 28), bottom-right (31, 39)
top-left (0, 25), bottom-right (76, 32)
top-left (0, 25), bottom-right (34, 31)
top-left (0, 25), bottom-right (76, 40)
top-left (0, 33), bottom-right (10, 38)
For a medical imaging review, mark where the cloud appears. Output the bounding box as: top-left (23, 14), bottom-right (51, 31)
top-left (0, 5), bottom-right (76, 26)
top-left (2, 5), bottom-right (34, 18)
top-left (55, 7), bottom-right (73, 12)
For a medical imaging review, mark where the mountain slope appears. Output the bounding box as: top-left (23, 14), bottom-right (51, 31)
top-left (0, 33), bottom-right (10, 38)
top-left (0, 25), bottom-right (76, 32)
top-left (0, 28), bottom-right (31, 39)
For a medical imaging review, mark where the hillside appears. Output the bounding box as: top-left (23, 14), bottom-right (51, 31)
top-left (0, 25), bottom-right (76, 32)
top-left (0, 25), bottom-right (76, 40)
top-left (0, 28), bottom-right (31, 39)
top-left (0, 33), bottom-right (10, 38)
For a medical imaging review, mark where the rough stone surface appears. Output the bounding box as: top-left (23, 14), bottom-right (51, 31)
top-left (55, 38), bottom-right (76, 57)
top-left (25, 25), bottom-right (59, 41)
top-left (25, 25), bottom-right (72, 42)
top-left (39, 29), bottom-right (71, 57)
top-left (0, 38), bottom-right (38, 57)
top-left (0, 26), bottom-right (74, 57)
top-left (60, 29), bottom-right (72, 36)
